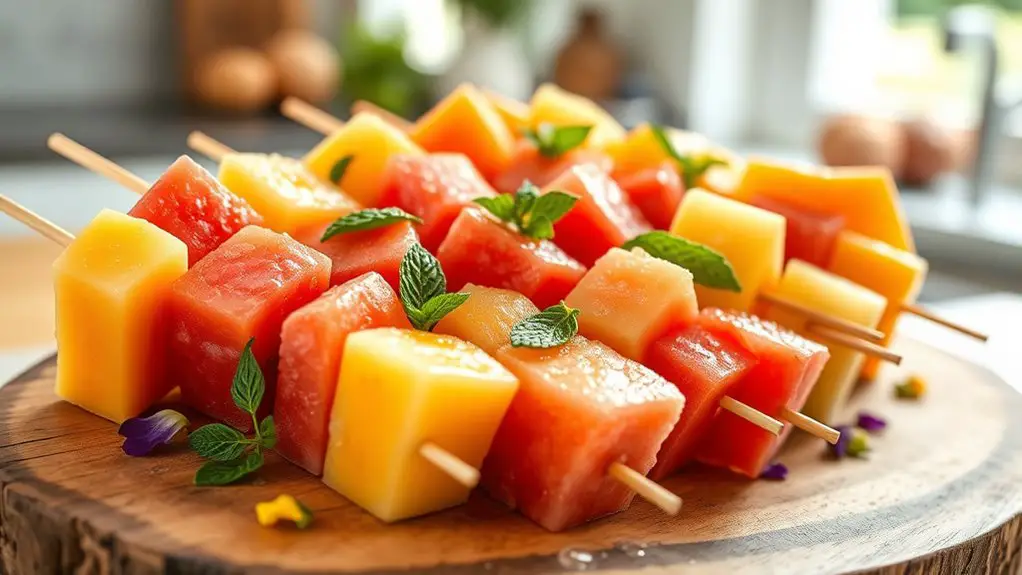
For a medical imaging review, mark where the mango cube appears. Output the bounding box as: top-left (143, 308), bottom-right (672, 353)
top-left (323, 328), bottom-right (519, 522)
top-left (529, 83), bottom-right (625, 149)
top-left (482, 88), bottom-right (530, 134)
top-left (53, 209), bottom-right (188, 422)
top-left (435, 284), bottom-right (539, 356)
top-left (760, 260), bottom-right (886, 424)
top-left (669, 189), bottom-right (785, 312)
top-left (828, 231), bottom-right (927, 380)
top-left (218, 153), bottom-right (360, 236)
top-left (565, 247), bottom-right (698, 362)
top-left (304, 113), bottom-right (425, 206)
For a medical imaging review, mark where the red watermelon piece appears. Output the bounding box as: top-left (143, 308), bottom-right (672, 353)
top-left (129, 156), bottom-right (263, 266)
top-left (615, 161), bottom-right (684, 230)
top-left (377, 153), bottom-right (497, 252)
top-left (167, 226), bottom-right (330, 430)
top-left (644, 325), bottom-right (757, 480)
top-left (295, 220), bottom-right (417, 294)
top-left (750, 195), bottom-right (845, 267)
top-left (695, 308), bottom-right (829, 477)
top-left (485, 337), bottom-right (684, 532)
top-left (437, 208), bottom-right (586, 309)
top-left (543, 164), bottom-right (652, 267)
top-left (493, 141), bottom-right (613, 194)
top-left (275, 272), bottom-right (411, 475)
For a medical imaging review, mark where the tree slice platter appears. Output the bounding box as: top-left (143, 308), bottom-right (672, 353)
top-left (1, 337), bottom-right (1020, 575)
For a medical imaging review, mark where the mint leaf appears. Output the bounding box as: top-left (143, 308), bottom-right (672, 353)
top-left (474, 195), bottom-right (515, 222)
top-left (258, 416), bottom-right (276, 449)
top-left (230, 338), bottom-right (264, 416)
top-left (622, 231), bottom-right (741, 292)
top-left (523, 123), bottom-right (592, 158)
top-left (399, 242), bottom-right (446, 312)
top-left (510, 302), bottom-right (580, 348)
top-left (294, 500), bottom-right (315, 529)
top-left (194, 450), bottom-right (264, 486)
top-left (415, 292), bottom-right (470, 331)
top-left (513, 183), bottom-right (539, 222)
top-left (320, 207), bottom-right (422, 242)
top-left (474, 182), bottom-right (578, 240)
top-left (188, 423), bottom-right (248, 462)
top-left (329, 155), bottom-right (354, 184)
top-left (650, 125), bottom-right (729, 189)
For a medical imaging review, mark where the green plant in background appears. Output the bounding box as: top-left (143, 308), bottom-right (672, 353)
top-left (340, 24), bottom-right (430, 118)
top-left (450, 0), bottom-right (531, 28)
top-left (897, 0), bottom-right (1022, 16)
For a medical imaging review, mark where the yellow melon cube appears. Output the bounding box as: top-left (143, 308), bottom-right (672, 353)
top-left (529, 83), bottom-right (625, 148)
top-left (434, 284), bottom-right (538, 356)
top-left (303, 112), bottom-right (425, 206)
top-left (760, 260), bottom-right (886, 424)
top-left (218, 153), bottom-right (361, 236)
top-left (322, 328), bottom-right (518, 522)
top-left (483, 88), bottom-right (530, 134)
top-left (828, 231), bottom-right (927, 380)
top-left (565, 247), bottom-right (698, 362)
top-left (53, 209), bottom-right (188, 422)
top-left (669, 189), bottom-right (785, 312)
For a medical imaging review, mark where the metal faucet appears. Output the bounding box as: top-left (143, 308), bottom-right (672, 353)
top-left (942, 5), bottom-right (1017, 206)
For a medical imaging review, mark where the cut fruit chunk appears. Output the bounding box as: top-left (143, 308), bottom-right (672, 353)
top-left (565, 247), bottom-right (697, 362)
top-left (482, 89), bottom-right (530, 135)
top-left (615, 160), bottom-right (684, 230)
top-left (323, 328), bottom-right (518, 522)
top-left (295, 219), bottom-right (417, 294)
top-left (529, 83), bottom-right (626, 149)
top-left (167, 226), bottom-right (331, 430)
top-left (437, 208), bottom-right (586, 309)
top-left (378, 154), bottom-right (498, 252)
top-left (53, 209), bottom-right (188, 423)
top-left (493, 140), bottom-right (613, 194)
top-left (749, 195), bottom-right (845, 268)
top-left (434, 284), bottom-right (539, 356)
top-left (128, 156), bottom-right (262, 266)
top-left (696, 308), bottom-right (829, 478)
top-left (669, 189), bottom-right (785, 312)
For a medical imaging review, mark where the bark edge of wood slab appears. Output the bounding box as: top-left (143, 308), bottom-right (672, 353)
top-left (1, 337), bottom-right (1020, 575)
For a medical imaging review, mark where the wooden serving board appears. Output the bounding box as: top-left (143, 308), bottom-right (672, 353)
top-left (1, 338), bottom-right (1020, 575)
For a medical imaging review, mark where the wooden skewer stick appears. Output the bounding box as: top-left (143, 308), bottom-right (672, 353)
top-left (780, 407), bottom-right (841, 444)
top-left (608, 462), bottom-right (682, 516)
top-left (807, 322), bottom-right (902, 365)
top-left (187, 132), bottom-right (235, 163)
top-left (47, 134), bottom-right (149, 195)
top-left (758, 293), bottom-right (884, 342)
top-left (350, 100), bottom-right (415, 132)
top-left (719, 396), bottom-right (784, 435)
top-left (901, 302), bottom-right (989, 342)
top-left (419, 442), bottom-right (480, 489)
top-left (0, 195), bottom-right (74, 247)
top-left (280, 97), bottom-right (345, 135)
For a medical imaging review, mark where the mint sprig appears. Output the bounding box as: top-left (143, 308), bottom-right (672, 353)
top-left (189, 338), bottom-right (276, 486)
top-left (398, 243), bottom-right (470, 331)
top-left (509, 302), bottom-right (580, 348)
top-left (329, 155), bottom-right (354, 184)
top-left (650, 125), bottom-right (728, 189)
top-left (622, 231), bottom-right (741, 292)
top-left (320, 207), bottom-right (423, 242)
top-left (522, 123), bottom-right (592, 158)
top-left (474, 182), bottom-right (578, 241)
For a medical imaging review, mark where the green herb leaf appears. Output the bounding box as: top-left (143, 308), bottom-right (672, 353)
top-left (329, 155), bottom-right (354, 184)
top-left (194, 450), bottom-right (264, 486)
top-left (523, 123), bottom-right (592, 158)
top-left (230, 338), bottom-right (265, 416)
top-left (474, 183), bottom-right (578, 241)
top-left (622, 231), bottom-right (742, 292)
top-left (320, 207), bottom-right (423, 242)
top-left (258, 416), bottom-right (277, 449)
top-left (399, 242), bottom-right (446, 312)
top-left (650, 124), bottom-right (729, 189)
top-left (294, 500), bottom-right (315, 529)
top-left (188, 423), bottom-right (248, 462)
top-left (414, 292), bottom-right (470, 331)
top-left (473, 194), bottom-right (516, 222)
top-left (512, 183), bottom-right (539, 222)
top-left (509, 302), bottom-right (580, 348)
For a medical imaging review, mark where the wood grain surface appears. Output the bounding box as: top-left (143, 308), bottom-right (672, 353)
top-left (0, 337), bottom-right (1020, 574)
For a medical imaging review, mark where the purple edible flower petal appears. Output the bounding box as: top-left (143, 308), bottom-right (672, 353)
top-left (760, 462), bottom-right (788, 480)
top-left (118, 409), bottom-right (189, 457)
top-left (856, 411), bottom-right (887, 434)
top-left (829, 425), bottom-right (853, 459)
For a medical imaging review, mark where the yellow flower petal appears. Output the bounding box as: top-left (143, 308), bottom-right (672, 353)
top-left (255, 495), bottom-right (314, 529)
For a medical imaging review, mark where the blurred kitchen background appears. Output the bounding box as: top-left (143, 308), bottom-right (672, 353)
top-left (0, 0), bottom-right (1020, 376)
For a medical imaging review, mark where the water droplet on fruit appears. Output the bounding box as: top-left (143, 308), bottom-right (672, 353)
top-left (616, 541), bottom-right (648, 558)
top-left (557, 547), bottom-right (596, 571)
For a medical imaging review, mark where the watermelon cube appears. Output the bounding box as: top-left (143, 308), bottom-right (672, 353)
top-left (275, 272), bottom-right (411, 475)
top-left (485, 337), bottom-right (684, 531)
top-left (295, 220), bottom-right (417, 294)
top-left (644, 325), bottom-right (757, 479)
top-left (544, 164), bottom-right (651, 267)
top-left (695, 308), bottom-right (829, 477)
top-left (434, 284), bottom-right (539, 356)
top-left (614, 161), bottom-right (684, 230)
top-left (493, 140), bottom-right (613, 194)
top-left (437, 208), bottom-right (586, 309)
top-left (129, 156), bottom-right (263, 266)
top-left (750, 195), bottom-right (845, 268)
top-left (167, 226), bottom-right (331, 430)
top-left (377, 154), bottom-right (498, 252)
